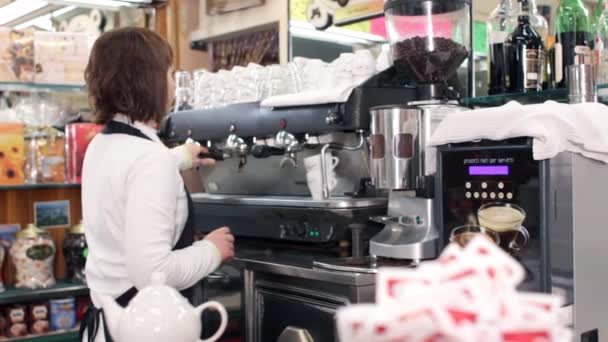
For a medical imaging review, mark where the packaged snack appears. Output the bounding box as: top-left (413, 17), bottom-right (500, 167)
top-left (49, 298), bottom-right (76, 331)
top-left (24, 129), bottom-right (65, 184)
top-left (76, 296), bottom-right (91, 322)
top-left (0, 123), bottom-right (25, 185)
top-left (65, 123), bottom-right (103, 183)
top-left (0, 28), bottom-right (35, 83)
top-left (34, 31), bottom-right (91, 85)
top-left (6, 305), bottom-right (27, 338)
top-left (28, 303), bottom-right (49, 335)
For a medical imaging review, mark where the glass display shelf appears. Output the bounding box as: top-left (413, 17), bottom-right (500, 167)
top-left (0, 280), bottom-right (88, 306)
top-left (6, 330), bottom-right (78, 342)
top-left (0, 82), bottom-right (85, 93)
top-left (0, 183), bottom-right (80, 191)
top-left (464, 84), bottom-right (608, 107)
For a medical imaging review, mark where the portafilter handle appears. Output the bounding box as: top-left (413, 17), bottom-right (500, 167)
top-left (250, 145), bottom-right (286, 159)
top-left (185, 138), bottom-right (225, 161)
top-left (198, 147), bottom-right (226, 161)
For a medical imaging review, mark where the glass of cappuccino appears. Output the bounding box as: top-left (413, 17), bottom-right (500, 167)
top-left (477, 202), bottom-right (529, 254)
top-left (449, 225), bottom-right (501, 248)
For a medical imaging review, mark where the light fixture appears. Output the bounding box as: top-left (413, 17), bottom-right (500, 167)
top-left (0, 0), bottom-right (49, 26)
top-left (15, 5), bottom-right (76, 30)
top-left (45, 0), bottom-right (127, 10)
top-left (289, 21), bottom-right (386, 46)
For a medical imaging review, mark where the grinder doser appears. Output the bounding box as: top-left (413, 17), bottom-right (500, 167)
top-left (368, 106), bottom-right (439, 261)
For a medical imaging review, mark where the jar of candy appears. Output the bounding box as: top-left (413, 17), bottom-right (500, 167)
top-left (10, 224), bottom-right (56, 289)
top-left (63, 221), bottom-right (87, 284)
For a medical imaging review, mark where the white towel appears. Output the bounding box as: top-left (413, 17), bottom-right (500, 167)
top-left (426, 101), bottom-right (608, 175)
top-left (260, 84), bottom-right (356, 108)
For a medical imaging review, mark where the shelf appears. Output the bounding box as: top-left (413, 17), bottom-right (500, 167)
top-left (7, 330), bottom-right (78, 342)
top-left (0, 280), bottom-right (88, 306)
top-left (0, 183), bottom-right (80, 191)
top-left (0, 82), bottom-right (85, 93)
top-left (464, 84), bottom-right (608, 107)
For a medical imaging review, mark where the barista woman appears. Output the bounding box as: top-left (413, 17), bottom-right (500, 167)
top-left (78, 27), bottom-right (235, 342)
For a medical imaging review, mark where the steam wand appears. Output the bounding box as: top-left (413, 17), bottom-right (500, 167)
top-left (320, 130), bottom-right (366, 199)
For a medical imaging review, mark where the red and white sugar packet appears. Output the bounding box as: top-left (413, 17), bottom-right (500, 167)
top-left (437, 243), bottom-right (464, 267)
top-left (463, 237), bottom-right (525, 288)
top-left (466, 237), bottom-right (524, 285)
top-left (376, 267), bottom-right (439, 305)
top-left (336, 304), bottom-right (377, 342)
top-left (391, 303), bottom-right (460, 342)
top-left (516, 292), bottom-right (564, 323)
top-left (498, 324), bottom-right (568, 342)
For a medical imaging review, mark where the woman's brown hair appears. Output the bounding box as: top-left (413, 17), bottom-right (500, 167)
top-left (85, 27), bottom-right (173, 125)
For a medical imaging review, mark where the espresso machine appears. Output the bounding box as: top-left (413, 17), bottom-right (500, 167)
top-left (162, 84), bottom-right (413, 342)
top-left (435, 138), bottom-right (608, 340)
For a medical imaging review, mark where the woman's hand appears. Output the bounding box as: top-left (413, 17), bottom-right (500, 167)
top-left (185, 143), bottom-right (216, 168)
top-left (171, 142), bottom-right (216, 171)
top-left (204, 227), bottom-right (235, 262)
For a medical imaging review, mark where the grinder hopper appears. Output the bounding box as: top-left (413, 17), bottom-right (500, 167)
top-left (384, 0), bottom-right (471, 99)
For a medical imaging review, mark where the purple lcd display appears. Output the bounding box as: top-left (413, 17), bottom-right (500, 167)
top-left (468, 165), bottom-right (509, 176)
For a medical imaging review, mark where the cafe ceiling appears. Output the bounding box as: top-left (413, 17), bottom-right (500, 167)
top-left (0, 0), bottom-right (165, 28)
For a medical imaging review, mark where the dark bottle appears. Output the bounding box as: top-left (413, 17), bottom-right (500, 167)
top-left (63, 221), bottom-right (87, 284)
top-left (554, 0), bottom-right (592, 88)
top-left (487, 0), bottom-right (513, 95)
top-left (507, 0), bottom-right (545, 92)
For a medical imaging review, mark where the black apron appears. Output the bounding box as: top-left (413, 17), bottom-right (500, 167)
top-left (79, 120), bottom-right (198, 342)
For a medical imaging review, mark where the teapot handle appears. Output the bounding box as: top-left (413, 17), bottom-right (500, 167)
top-left (195, 301), bottom-right (228, 342)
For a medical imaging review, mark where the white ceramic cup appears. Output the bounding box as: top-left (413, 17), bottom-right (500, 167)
top-left (303, 154), bottom-right (339, 172)
top-left (306, 176), bottom-right (338, 200)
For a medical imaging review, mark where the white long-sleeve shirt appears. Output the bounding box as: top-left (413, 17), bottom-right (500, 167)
top-left (81, 115), bottom-right (221, 313)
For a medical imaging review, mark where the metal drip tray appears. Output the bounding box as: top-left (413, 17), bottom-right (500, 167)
top-left (313, 257), bottom-right (418, 274)
top-left (191, 194), bottom-right (387, 209)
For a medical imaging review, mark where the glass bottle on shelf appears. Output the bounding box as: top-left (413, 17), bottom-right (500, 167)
top-left (554, 0), bottom-right (592, 88)
top-left (528, 0), bottom-right (549, 88)
top-left (593, 0), bottom-right (608, 84)
top-left (506, 0), bottom-right (545, 93)
top-left (487, 0), bottom-right (514, 95)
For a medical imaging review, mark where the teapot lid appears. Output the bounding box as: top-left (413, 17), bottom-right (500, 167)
top-left (17, 223), bottom-right (47, 239)
top-left (69, 220), bottom-right (85, 234)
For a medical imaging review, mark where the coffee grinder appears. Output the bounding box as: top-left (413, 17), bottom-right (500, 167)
top-left (368, 0), bottom-right (472, 262)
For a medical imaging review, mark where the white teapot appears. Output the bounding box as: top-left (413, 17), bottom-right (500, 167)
top-left (99, 272), bottom-right (227, 342)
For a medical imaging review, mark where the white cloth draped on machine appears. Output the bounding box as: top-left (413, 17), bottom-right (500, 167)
top-left (427, 101), bottom-right (608, 175)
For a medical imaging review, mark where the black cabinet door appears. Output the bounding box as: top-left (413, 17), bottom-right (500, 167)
top-left (257, 289), bottom-right (344, 342)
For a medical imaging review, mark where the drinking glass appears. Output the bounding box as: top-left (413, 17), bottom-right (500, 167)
top-left (449, 225), bottom-right (500, 248)
top-left (174, 71), bottom-right (193, 111)
top-left (477, 202), bottom-right (529, 253)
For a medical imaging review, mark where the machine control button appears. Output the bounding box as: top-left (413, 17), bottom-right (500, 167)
top-left (465, 182), bottom-right (472, 189)
top-left (465, 192), bottom-right (472, 199)
top-left (400, 216), bottom-right (414, 225)
top-left (481, 192), bottom-right (488, 199)
top-left (415, 216), bottom-right (423, 225)
top-left (506, 192), bottom-right (513, 199)
top-left (490, 192), bottom-right (496, 199)
top-left (481, 182), bottom-right (488, 189)
top-left (498, 192), bottom-right (505, 199)
top-left (473, 192), bottom-right (480, 199)
top-left (498, 182), bottom-right (505, 189)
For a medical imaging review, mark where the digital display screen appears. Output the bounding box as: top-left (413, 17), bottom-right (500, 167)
top-left (468, 165), bottom-right (509, 176)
